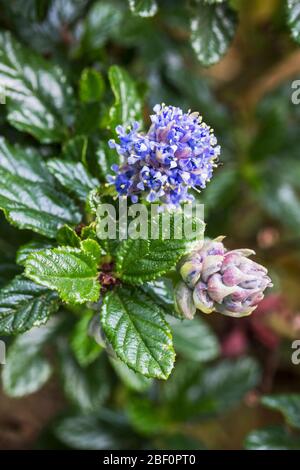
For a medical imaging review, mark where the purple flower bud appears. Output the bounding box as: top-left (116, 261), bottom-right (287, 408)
top-left (177, 237), bottom-right (273, 318)
top-left (193, 281), bottom-right (214, 314)
top-left (174, 281), bottom-right (196, 319)
top-left (178, 250), bottom-right (203, 288)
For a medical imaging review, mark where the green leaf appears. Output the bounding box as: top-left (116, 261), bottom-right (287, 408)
top-left (54, 410), bottom-right (138, 450)
top-left (128, 0), bottom-right (158, 17)
top-left (260, 182), bottom-right (300, 234)
top-left (141, 278), bottom-right (177, 315)
top-left (170, 316), bottom-right (220, 362)
top-left (245, 426), bottom-right (300, 450)
top-left (79, 68), bottom-right (105, 103)
top-left (0, 0), bottom-right (49, 23)
top-left (115, 215), bottom-right (205, 284)
top-left (162, 360), bottom-right (202, 405)
top-left (2, 351), bottom-right (51, 397)
top-left (62, 135), bottom-right (88, 162)
top-left (75, 102), bottom-right (102, 135)
top-left (100, 286), bottom-right (175, 379)
top-left (70, 310), bottom-right (102, 367)
top-left (47, 158), bottom-right (99, 202)
top-left (0, 275), bottom-right (59, 335)
top-left (96, 141), bottom-right (120, 182)
top-left (110, 357), bottom-right (152, 392)
top-left (190, 0), bottom-right (237, 66)
top-left (0, 262), bottom-right (20, 288)
top-left (163, 50), bottom-right (229, 128)
top-left (0, 218), bottom-right (23, 286)
top-left (108, 65), bottom-right (143, 130)
top-left (78, 1), bottom-right (123, 57)
top-left (261, 394), bottom-right (300, 429)
top-left (2, 325), bottom-right (53, 397)
top-left (25, 240), bottom-right (102, 304)
top-left (16, 241), bottom-right (53, 266)
top-left (193, 357), bottom-right (261, 415)
top-left (200, 357), bottom-right (260, 411)
top-left (287, 0), bottom-right (300, 45)
top-left (0, 138), bottom-right (52, 183)
top-left (81, 223), bottom-right (98, 241)
top-left (200, 167), bottom-right (238, 213)
top-left (127, 397), bottom-right (170, 436)
top-left (57, 225), bottom-right (81, 248)
top-left (0, 0), bottom-right (89, 54)
top-left (0, 31), bottom-right (75, 142)
top-left (0, 138), bottom-right (81, 238)
top-left (58, 340), bottom-right (108, 411)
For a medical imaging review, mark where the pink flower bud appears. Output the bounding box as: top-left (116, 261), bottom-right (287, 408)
top-left (174, 281), bottom-right (196, 319)
top-left (177, 237), bottom-right (273, 318)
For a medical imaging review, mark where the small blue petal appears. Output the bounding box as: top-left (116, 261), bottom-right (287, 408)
top-left (131, 195), bottom-right (139, 203)
top-left (106, 104), bottom-right (220, 207)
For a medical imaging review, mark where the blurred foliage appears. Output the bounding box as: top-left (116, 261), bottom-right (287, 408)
top-left (0, 0), bottom-right (300, 450)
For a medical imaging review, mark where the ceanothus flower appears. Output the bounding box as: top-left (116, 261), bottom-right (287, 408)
top-left (175, 237), bottom-right (273, 319)
top-left (108, 104), bottom-right (220, 208)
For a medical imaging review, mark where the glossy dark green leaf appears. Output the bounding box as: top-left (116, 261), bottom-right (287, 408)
top-left (128, 0), bottom-right (158, 17)
top-left (1, 325), bottom-right (54, 397)
top-left (96, 141), bottom-right (121, 182)
top-left (58, 340), bottom-right (108, 411)
top-left (0, 0), bottom-right (89, 54)
top-left (16, 241), bottom-right (53, 266)
top-left (261, 394), bottom-right (300, 429)
top-left (0, 31), bottom-right (75, 142)
top-left (108, 65), bottom-right (143, 131)
top-left (200, 167), bottom-right (238, 212)
top-left (115, 215), bottom-right (205, 285)
top-left (70, 310), bottom-right (102, 367)
top-left (164, 52), bottom-right (230, 131)
top-left (0, 138), bottom-right (53, 182)
top-left (190, 0), bottom-right (237, 66)
top-left (81, 223), bottom-right (98, 241)
top-left (25, 240), bottom-right (102, 304)
top-left (54, 410), bottom-right (138, 450)
top-left (127, 397), bottom-right (170, 435)
top-left (141, 278), bottom-right (176, 315)
top-left (162, 360), bottom-right (202, 405)
top-left (75, 102), bottom-right (102, 135)
top-left (32, 0), bottom-right (49, 20)
top-left (0, 139), bottom-right (81, 238)
top-left (0, 275), bottom-right (59, 335)
top-left (0, 217), bottom-right (24, 286)
top-left (79, 68), bottom-right (105, 103)
top-left (110, 357), bottom-right (152, 392)
top-left (57, 225), bottom-right (81, 248)
top-left (193, 357), bottom-right (261, 415)
top-left (47, 159), bottom-right (99, 202)
top-left (78, 1), bottom-right (123, 57)
top-left (0, 262), bottom-right (20, 289)
top-left (170, 316), bottom-right (220, 362)
top-left (245, 426), bottom-right (300, 450)
top-left (62, 136), bottom-right (88, 162)
top-left (260, 182), bottom-right (300, 234)
top-left (100, 286), bottom-right (175, 379)
top-left (0, 0), bottom-right (49, 23)
top-left (287, 0), bottom-right (300, 45)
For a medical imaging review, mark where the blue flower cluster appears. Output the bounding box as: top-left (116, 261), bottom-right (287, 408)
top-left (108, 104), bottom-right (220, 209)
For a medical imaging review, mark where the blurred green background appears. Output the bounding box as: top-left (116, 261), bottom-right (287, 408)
top-left (0, 0), bottom-right (300, 450)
